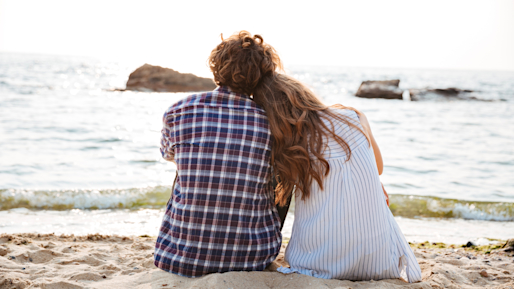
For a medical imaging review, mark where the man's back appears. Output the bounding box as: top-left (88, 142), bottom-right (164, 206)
top-left (154, 86), bottom-right (282, 277)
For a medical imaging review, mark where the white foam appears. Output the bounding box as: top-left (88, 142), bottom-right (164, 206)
top-left (0, 186), bottom-right (169, 210)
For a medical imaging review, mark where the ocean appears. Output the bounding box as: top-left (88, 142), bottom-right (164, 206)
top-left (1, 52), bottom-right (513, 244)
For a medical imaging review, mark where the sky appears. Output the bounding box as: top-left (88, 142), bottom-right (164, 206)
top-left (1, 0), bottom-right (513, 75)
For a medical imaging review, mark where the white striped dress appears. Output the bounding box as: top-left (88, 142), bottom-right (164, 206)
top-left (277, 108), bottom-right (422, 282)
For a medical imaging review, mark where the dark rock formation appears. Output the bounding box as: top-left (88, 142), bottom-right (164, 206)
top-left (428, 88), bottom-right (473, 96)
top-left (355, 80), bottom-right (403, 100)
top-left (125, 64), bottom-right (216, 92)
top-left (409, 87), bottom-right (477, 101)
top-left (353, 81), bottom-right (497, 102)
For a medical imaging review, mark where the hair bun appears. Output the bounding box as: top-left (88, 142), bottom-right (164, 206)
top-left (208, 30), bottom-right (282, 96)
top-left (241, 35), bottom-right (254, 48)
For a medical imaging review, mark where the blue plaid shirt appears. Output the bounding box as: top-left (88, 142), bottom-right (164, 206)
top-left (154, 86), bottom-right (282, 277)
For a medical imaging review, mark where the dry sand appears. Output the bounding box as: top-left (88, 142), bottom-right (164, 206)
top-left (1, 233), bottom-right (513, 289)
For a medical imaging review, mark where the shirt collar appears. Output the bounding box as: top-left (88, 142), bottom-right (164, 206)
top-left (214, 85), bottom-right (233, 93)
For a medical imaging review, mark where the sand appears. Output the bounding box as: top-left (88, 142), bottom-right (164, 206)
top-left (1, 233), bottom-right (513, 289)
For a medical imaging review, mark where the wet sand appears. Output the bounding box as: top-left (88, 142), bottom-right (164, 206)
top-left (1, 233), bottom-right (513, 289)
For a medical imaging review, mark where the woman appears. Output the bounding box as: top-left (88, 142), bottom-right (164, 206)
top-left (252, 74), bottom-right (422, 282)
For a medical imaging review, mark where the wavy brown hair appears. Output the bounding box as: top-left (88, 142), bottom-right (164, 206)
top-left (207, 30), bottom-right (367, 206)
top-left (253, 74), bottom-right (370, 206)
top-left (208, 31), bottom-right (282, 96)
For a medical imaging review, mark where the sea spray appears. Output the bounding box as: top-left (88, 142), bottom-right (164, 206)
top-left (0, 186), bottom-right (170, 210)
top-left (388, 195), bottom-right (514, 221)
top-left (2, 187), bottom-right (513, 222)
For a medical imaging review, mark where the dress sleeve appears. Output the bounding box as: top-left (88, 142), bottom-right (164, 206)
top-left (160, 111), bottom-right (175, 162)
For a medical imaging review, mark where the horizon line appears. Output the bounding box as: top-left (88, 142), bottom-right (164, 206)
top-left (2, 50), bottom-right (514, 74)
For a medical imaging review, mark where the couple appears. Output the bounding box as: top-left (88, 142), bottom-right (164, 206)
top-left (154, 31), bottom-right (422, 283)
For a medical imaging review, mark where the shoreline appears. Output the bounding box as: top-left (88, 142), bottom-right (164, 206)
top-left (3, 209), bottom-right (514, 246)
top-left (1, 233), bottom-right (513, 289)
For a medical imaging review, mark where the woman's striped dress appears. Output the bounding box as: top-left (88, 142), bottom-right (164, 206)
top-left (277, 108), bottom-right (422, 282)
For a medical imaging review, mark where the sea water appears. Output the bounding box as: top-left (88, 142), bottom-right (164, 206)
top-left (1, 53), bottom-right (513, 244)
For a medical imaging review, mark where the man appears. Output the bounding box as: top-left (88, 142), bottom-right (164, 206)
top-left (154, 31), bottom-right (284, 277)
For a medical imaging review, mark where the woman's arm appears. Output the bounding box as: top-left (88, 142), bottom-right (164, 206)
top-left (356, 110), bottom-right (389, 206)
top-left (356, 111), bottom-right (383, 175)
top-left (381, 183), bottom-right (390, 206)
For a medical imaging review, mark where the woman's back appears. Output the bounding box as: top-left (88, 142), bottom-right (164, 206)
top-left (278, 108), bottom-right (422, 282)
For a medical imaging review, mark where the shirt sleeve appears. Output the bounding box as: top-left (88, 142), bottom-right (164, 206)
top-left (160, 111), bottom-right (175, 162)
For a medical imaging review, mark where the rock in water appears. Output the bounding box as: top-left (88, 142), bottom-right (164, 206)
top-left (428, 87), bottom-right (473, 96)
top-left (355, 80), bottom-right (403, 100)
top-left (409, 87), bottom-right (475, 101)
top-left (126, 64), bottom-right (216, 92)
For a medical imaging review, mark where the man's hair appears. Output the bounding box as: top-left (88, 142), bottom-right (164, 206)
top-left (208, 31), bottom-right (282, 96)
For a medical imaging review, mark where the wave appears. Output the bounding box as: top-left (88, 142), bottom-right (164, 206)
top-left (389, 195), bottom-right (514, 221)
top-left (0, 186), bottom-right (171, 211)
top-left (1, 188), bottom-right (513, 221)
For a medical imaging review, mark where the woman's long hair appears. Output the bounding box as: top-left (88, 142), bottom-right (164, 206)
top-left (253, 74), bottom-right (369, 206)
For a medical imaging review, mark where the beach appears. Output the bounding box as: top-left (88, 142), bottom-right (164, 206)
top-left (1, 233), bottom-right (513, 289)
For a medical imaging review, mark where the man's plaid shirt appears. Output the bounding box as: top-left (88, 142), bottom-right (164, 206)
top-left (154, 86), bottom-right (282, 277)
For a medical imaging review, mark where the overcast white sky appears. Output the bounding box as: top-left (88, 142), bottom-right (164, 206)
top-left (1, 0), bottom-right (513, 75)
